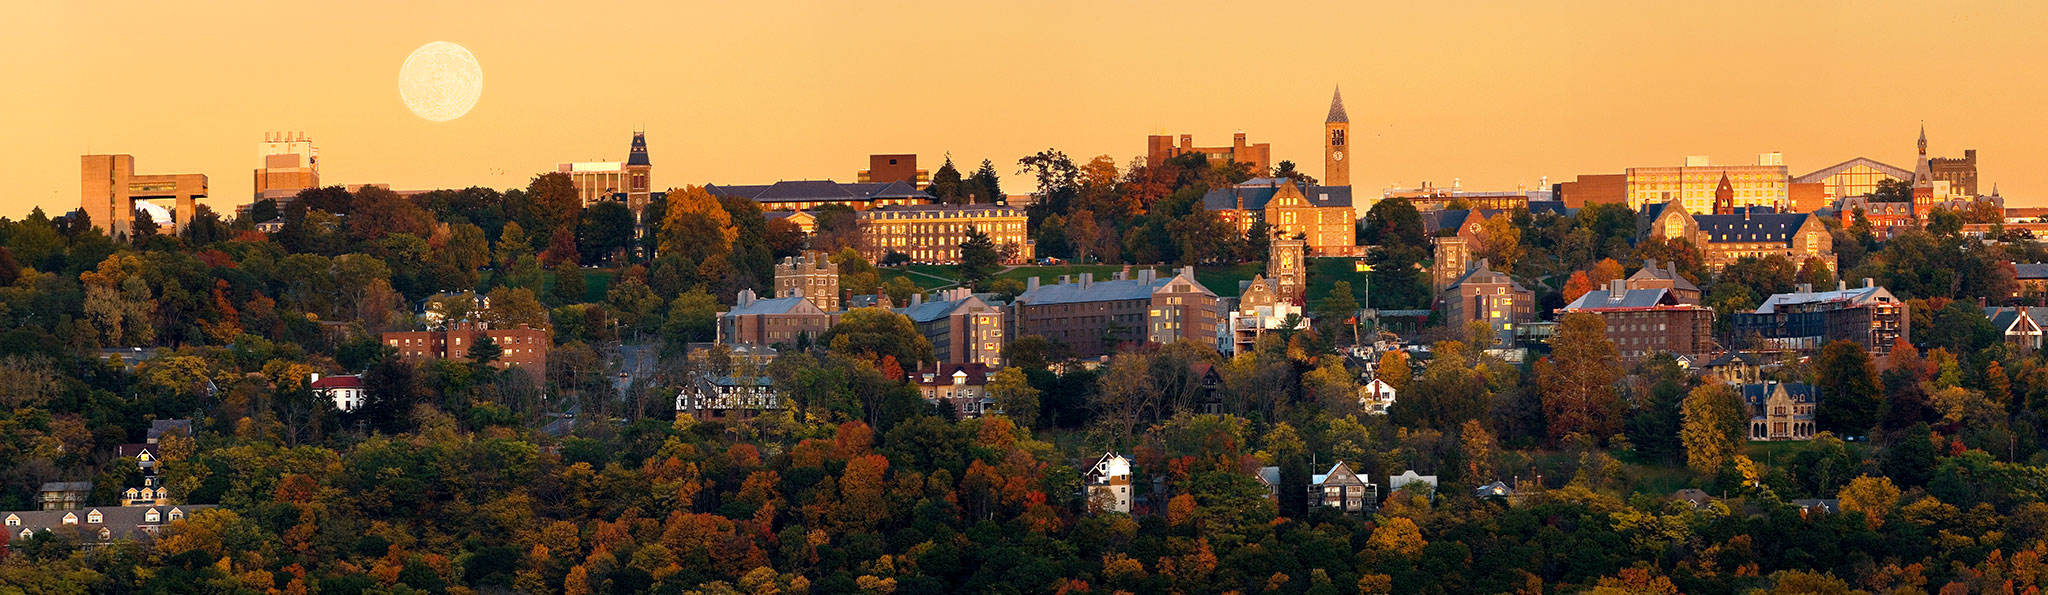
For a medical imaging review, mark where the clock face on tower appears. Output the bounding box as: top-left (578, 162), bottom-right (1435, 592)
top-left (1332, 151), bottom-right (1344, 162)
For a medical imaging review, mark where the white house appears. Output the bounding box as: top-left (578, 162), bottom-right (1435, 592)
top-left (309, 374), bottom-right (366, 412)
top-left (1083, 452), bottom-right (1133, 514)
top-left (1387, 470), bottom-right (1438, 496)
top-left (1361, 378), bottom-right (1396, 415)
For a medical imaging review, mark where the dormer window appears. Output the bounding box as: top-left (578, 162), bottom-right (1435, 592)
top-left (99, 527), bottom-right (111, 540)
top-left (168, 508), bottom-right (184, 522)
top-left (145, 509), bottom-right (161, 523)
top-left (4, 514), bottom-right (17, 527)
top-left (87, 510), bottom-right (103, 524)
top-left (62, 513), bottom-right (78, 525)
top-left (125, 488), bottom-right (139, 499)
top-left (16, 529), bottom-right (28, 540)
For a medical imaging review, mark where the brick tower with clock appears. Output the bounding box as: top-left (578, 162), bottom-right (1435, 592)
top-left (1324, 86), bottom-right (1350, 187)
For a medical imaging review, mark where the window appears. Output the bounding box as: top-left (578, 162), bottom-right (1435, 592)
top-left (3, 515), bottom-right (15, 527)
top-left (87, 510), bottom-right (102, 524)
top-left (62, 513), bottom-right (77, 525)
top-left (145, 509), bottom-right (160, 523)
top-left (168, 509), bottom-right (184, 522)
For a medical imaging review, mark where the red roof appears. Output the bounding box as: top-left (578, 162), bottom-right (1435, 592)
top-left (309, 375), bottom-right (364, 389)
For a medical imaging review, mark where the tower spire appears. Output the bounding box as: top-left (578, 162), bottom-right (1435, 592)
top-left (1918, 121), bottom-right (1927, 156)
top-left (1326, 86), bottom-right (1348, 124)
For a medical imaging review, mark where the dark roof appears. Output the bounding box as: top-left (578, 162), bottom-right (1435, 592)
top-left (707, 180), bottom-right (933, 204)
top-left (39, 481), bottom-right (93, 493)
top-left (116, 444), bottom-right (158, 459)
top-left (726, 296), bottom-right (825, 317)
top-left (1640, 201), bottom-right (1672, 225)
top-left (918, 363), bottom-right (991, 387)
top-left (1200, 182), bottom-right (1353, 212)
top-left (1740, 382), bottom-right (1816, 406)
top-left (2016, 263), bottom-right (2048, 280)
top-left (1562, 287), bottom-right (1682, 311)
top-left (309, 375), bottom-right (363, 390)
top-left (898, 294), bottom-right (988, 323)
top-left (626, 131), bottom-right (650, 166)
top-left (1694, 213), bottom-right (1813, 243)
top-left (1528, 200), bottom-right (1575, 217)
top-left (2, 505), bottom-right (216, 542)
top-left (1327, 87), bottom-right (1349, 123)
top-left (146, 420), bottom-right (191, 441)
top-left (1016, 271), bottom-right (1212, 306)
top-left (1628, 260), bottom-right (1700, 292)
top-left (1986, 306), bottom-right (2034, 333)
top-left (1445, 259), bottom-right (1526, 292)
top-left (1702, 351), bottom-right (1773, 368)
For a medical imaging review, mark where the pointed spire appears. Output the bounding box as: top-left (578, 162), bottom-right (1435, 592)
top-left (627, 131), bottom-right (650, 166)
top-left (1917, 121), bottom-right (1928, 156)
top-left (1326, 85), bottom-right (1349, 124)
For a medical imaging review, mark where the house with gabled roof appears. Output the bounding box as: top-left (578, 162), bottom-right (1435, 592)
top-left (1307, 461), bottom-right (1376, 513)
top-left (1986, 306), bottom-right (2044, 351)
top-left (4, 505), bottom-right (212, 548)
top-left (1083, 452), bottom-right (1134, 514)
top-left (718, 289), bottom-right (839, 350)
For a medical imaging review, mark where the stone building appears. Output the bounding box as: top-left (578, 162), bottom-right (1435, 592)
top-left (774, 250), bottom-right (841, 312)
top-left (1146, 131), bottom-right (1271, 174)
top-left (1203, 179), bottom-right (1358, 256)
top-left (80, 154), bottom-right (207, 238)
top-left (856, 204), bottom-right (1031, 264)
top-left (1638, 200), bottom-right (1833, 271)
top-left (899, 288), bottom-right (1005, 368)
top-left (717, 290), bottom-right (838, 349)
top-left (1559, 281), bottom-right (1716, 361)
top-left (1437, 259), bottom-right (1534, 341)
top-left (1743, 382), bottom-right (1817, 441)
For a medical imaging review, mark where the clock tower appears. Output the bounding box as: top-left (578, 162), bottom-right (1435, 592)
top-left (1324, 86), bottom-right (1350, 187)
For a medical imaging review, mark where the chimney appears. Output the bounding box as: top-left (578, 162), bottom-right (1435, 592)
top-left (1864, 277), bottom-right (1875, 289)
top-left (1060, 275), bottom-right (1071, 285)
top-left (1027, 277), bottom-right (1040, 291)
top-left (309, 373), bottom-right (320, 385)
top-left (1080, 273), bottom-right (1093, 288)
top-left (911, 293), bottom-right (923, 306)
top-left (1668, 261), bottom-right (1680, 278)
top-left (1138, 269), bottom-right (1157, 284)
top-left (738, 289), bottom-right (757, 307)
top-left (1609, 279), bottom-right (1627, 298)
top-left (1180, 266), bottom-right (1196, 279)
top-left (1797, 283), bottom-right (1812, 293)
top-left (1838, 280), bottom-right (1847, 291)
top-left (1644, 258), bottom-right (1658, 272)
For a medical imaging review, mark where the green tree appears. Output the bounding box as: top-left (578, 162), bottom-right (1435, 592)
top-left (928, 155), bottom-right (964, 203)
top-left (1816, 340), bottom-right (1881, 435)
top-left (1680, 384), bottom-right (1746, 474)
top-left (549, 261), bottom-right (587, 306)
top-left (578, 201), bottom-right (636, 265)
top-left (523, 171), bottom-right (582, 235)
top-left (832, 248), bottom-right (881, 295)
top-left (662, 289), bottom-right (721, 351)
top-left (1313, 281), bottom-right (1360, 344)
top-left (467, 332), bottom-right (503, 365)
top-left (988, 367), bottom-right (1041, 426)
top-left (958, 227), bottom-right (1001, 286)
top-left (1882, 422), bottom-right (1937, 488)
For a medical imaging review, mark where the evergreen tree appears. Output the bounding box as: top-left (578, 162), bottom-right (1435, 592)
top-left (466, 332), bottom-right (502, 365)
top-left (1817, 340), bottom-right (1882, 436)
top-left (1882, 422), bottom-right (1938, 488)
top-left (550, 261), bottom-right (587, 306)
top-left (958, 227), bottom-right (1001, 286)
top-left (929, 156), bottom-right (964, 203)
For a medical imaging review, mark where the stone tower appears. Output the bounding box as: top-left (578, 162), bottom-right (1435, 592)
top-left (774, 250), bottom-right (840, 312)
top-left (1713, 173), bottom-right (1735, 215)
top-left (1270, 236), bottom-right (1307, 303)
top-left (1324, 86), bottom-right (1351, 187)
top-left (625, 131), bottom-right (653, 222)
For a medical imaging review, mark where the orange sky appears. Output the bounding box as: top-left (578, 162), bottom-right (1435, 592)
top-left (5, 1), bottom-right (2047, 219)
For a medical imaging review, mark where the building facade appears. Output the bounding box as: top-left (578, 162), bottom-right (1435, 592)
top-left (1147, 132), bottom-right (1271, 174)
top-left (1626, 259), bottom-right (1701, 304)
top-left (1793, 157), bottom-right (1911, 204)
top-left (381, 323), bottom-right (551, 378)
top-left (1626, 154), bottom-right (1790, 214)
top-left (857, 204), bottom-right (1031, 264)
top-left (1438, 259), bottom-right (1535, 338)
top-left (81, 154), bottom-right (208, 238)
top-left (916, 363), bottom-right (994, 418)
top-left (1639, 202), bottom-right (1833, 271)
top-left (1201, 179), bottom-right (1358, 256)
top-left (1308, 461), bottom-right (1376, 513)
top-left (1011, 268), bottom-right (1219, 358)
top-left (675, 375), bottom-right (780, 422)
top-left (900, 288), bottom-right (1006, 367)
top-left (774, 250), bottom-right (841, 312)
top-left (1084, 452), bottom-right (1134, 514)
top-left (1743, 382), bottom-right (1817, 441)
top-left (1730, 281), bottom-right (1908, 355)
top-left (858, 154), bottom-right (930, 188)
top-left (718, 290), bottom-right (838, 349)
top-left (4, 505), bottom-right (212, 547)
top-left (253, 132), bottom-right (319, 203)
top-left (309, 373), bottom-right (366, 412)
top-left (1559, 282), bottom-right (1716, 361)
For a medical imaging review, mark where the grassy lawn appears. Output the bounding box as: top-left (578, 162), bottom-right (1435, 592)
top-left (993, 264), bottom-right (1159, 285)
top-left (1194, 263), bottom-right (1262, 297)
top-left (480, 268), bottom-right (617, 303)
top-left (1304, 257), bottom-right (1371, 306)
top-left (882, 265), bottom-right (958, 290)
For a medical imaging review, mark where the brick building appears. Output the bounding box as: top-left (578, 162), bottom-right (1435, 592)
top-left (1626, 259), bottom-right (1701, 304)
top-left (857, 154), bottom-right (929, 188)
top-left (1201, 179), bottom-right (1358, 256)
top-left (1010, 267), bottom-right (1218, 359)
top-left (916, 363), bottom-right (994, 418)
top-left (1146, 131), bottom-right (1270, 174)
top-left (1559, 281), bottom-right (1716, 361)
top-left (382, 323), bottom-right (551, 378)
top-left (717, 290), bottom-right (838, 349)
top-left (1437, 259), bottom-right (1534, 340)
top-left (1639, 200), bottom-right (1833, 271)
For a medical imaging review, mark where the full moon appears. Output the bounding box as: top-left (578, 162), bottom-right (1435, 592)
top-left (398, 42), bottom-right (483, 122)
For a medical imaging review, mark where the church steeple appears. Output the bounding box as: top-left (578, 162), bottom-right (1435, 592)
top-left (1326, 86), bottom-right (1349, 124)
top-left (1917, 122), bottom-right (1927, 156)
top-left (1713, 173), bottom-right (1735, 215)
top-left (1323, 86), bottom-right (1351, 187)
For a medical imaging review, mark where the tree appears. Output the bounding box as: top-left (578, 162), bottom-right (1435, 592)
top-left (1882, 423), bottom-right (1937, 488)
top-left (659, 186), bottom-right (737, 261)
top-left (484, 286), bottom-right (550, 330)
top-left (542, 227), bottom-right (581, 267)
top-left (1837, 475), bottom-right (1901, 529)
top-left (1313, 281), bottom-right (1359, 344)
top-left (523, 172), bottom-right (582, 235)
top-left (1680, 384), bottom-right (1746, 474)
top-left (662, 288), bottom-right (721, 351)
top-left (928, 156), bottom-right (964, 203)
top-left (1816, 341), bottom-right (1881, 436)
top-left (1562, 271), bottom-right (1595, 304)
top-left (1538, 313), bottom-right (1623, 444)
top-left (881, 276), bottom-right (919, 306)
top-left (550, 261), bottom-right (587, 306)
top-left (971, 160), bottom-right (1004, 203)
top-left (1271, 160), bottom-right (1318, 187)
top-left (958, 227), bottom-right (1001, 285)
top-left (832, 248), bottom-right (881, 296)
top-left (467, 332), bottom-right (503, 365)
top-left (1458, 420), bottom-right (1499, 485)
top-left (578, 201), bottom-right (636, 265)
top-left (988, 367), bottom-right (1041, 426)
top-left (1477, 212), bottom-right (1524, 272)
top-left (1376, 350), bottom-right (1411, 392)
top-left (820, 308), bottom-right (933, 370)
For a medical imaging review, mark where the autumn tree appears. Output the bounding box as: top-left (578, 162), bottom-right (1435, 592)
top-left (1680, 384), bottom-right (1746, 474)
top-left (658, 185), bottom-right (737, 261)
top-left (1562, 271), bottom-right (1595, 304)
top-left (1538, 313), bottom-right (1623, 444)
top-left (988, 367), bottom-right (1041, 426)
top-left (1838, 475), bottom-right (1901, 529)
top-left (1477, 212), bottom-right (1524, 272)
top-left (523, 172), bottom-right (582, 235)
top-left (820, 308), bottom-right (933, 370)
